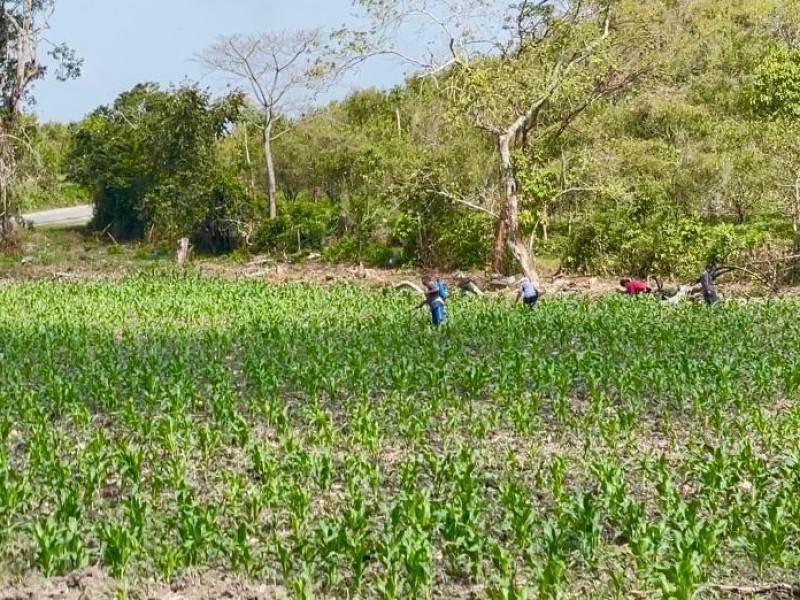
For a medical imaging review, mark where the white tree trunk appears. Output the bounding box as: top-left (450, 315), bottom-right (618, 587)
top-left (0, 175), bottom-right (8, 237)
top-left (244, 124), bottom-right (251, 165)
top-left (1, 0), bottom-right (33, 239)
top-left (0, 124), bottom-right (15, 239)
top-left (176, 237), bottom-right (191, 267)
top-left (264, 120), bottom-right (277, 220)
top-left (498, 133), bottom-right (538, 286)
top-left (793, 167), bottom-right (800, 250)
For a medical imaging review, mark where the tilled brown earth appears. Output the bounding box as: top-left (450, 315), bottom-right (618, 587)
top-left (0, 569), bottom-right (287, 600)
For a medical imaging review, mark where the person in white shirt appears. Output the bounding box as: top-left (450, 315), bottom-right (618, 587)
top-left (516, 278), bottom-right (539, 309)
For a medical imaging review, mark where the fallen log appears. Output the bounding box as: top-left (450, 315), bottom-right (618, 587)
top-left (664, 284), bottom-right (696, 305)
top-left (487, 275), bottom-right (516, 290)
top-left (460, 280), bottom-right (484, 296)
top-left (456, 274), bottom-right (484, 296)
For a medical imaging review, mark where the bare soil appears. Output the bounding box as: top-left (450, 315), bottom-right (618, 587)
top-left (0, 227), bottom-right (788, 298)
top-left (0, 568), bottom-right (287, 600)
top-left (0, 569), bottom-right (492, 599)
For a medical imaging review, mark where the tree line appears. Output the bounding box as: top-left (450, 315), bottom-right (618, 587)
top-left (5, 0), bottom-right (800, 280)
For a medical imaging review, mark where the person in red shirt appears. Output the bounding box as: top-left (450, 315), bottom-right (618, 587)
top-left (619, 278), bottom-right (651, 295)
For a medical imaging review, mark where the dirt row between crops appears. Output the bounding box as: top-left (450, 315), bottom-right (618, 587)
top-left (0, 568), bottom-right (288, 600)
top-left (0, 569), bottom-right (487, 599)
top-left (2, 225), bottom-right (794, 296)
top-left (201, 259), bottom-right (628, 296)
top-left (1, 255), bottom-right (785, 299)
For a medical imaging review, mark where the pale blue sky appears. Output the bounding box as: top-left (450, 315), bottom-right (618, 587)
top-left (34, 0), bottom-right (404, 123)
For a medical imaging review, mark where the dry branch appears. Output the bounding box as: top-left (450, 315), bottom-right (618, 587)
top-left (394, 280), bottom-right (424, 295)
top-left (717, 265), bottom-right (778, 293)
top-left (456, 276), bottom-right (483, 295)
top-left (711, 582), bottom-right (800, 596)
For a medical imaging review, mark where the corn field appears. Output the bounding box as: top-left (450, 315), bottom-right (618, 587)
top-left (1, 275), bottom-right (800, 599)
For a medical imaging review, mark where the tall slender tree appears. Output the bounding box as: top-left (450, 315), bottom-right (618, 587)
top-left (199, 29), bottom-right (341, 220)
top-left (0, 0), bottom-right (80, 240)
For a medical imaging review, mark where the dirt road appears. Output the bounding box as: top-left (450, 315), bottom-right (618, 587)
top-left (22, 204), bottom-right (92, 228)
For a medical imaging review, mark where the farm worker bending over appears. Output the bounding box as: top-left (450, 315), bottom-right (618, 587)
top-left (516, 278), bottom-right (539, 308)
top-left (619, 278), bottom-right (651, 295)
top-left (417, 275), bottom-right (446, 326)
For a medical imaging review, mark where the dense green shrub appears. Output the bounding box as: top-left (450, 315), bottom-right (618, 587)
top-left (66, 84), bottom-right (246, 246)
top-left (256, 195), bottom-right (338, 255)
top-left (565, 211), bottom-right (769, 278)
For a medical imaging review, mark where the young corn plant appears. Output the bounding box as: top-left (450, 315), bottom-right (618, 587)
top-left (5, 278), bottom-right (800, 594)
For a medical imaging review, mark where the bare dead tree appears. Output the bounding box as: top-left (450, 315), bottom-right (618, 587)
top-left (350, 0), bottom-right (501, 80)
top-left (199, 29), bottom-right (343, 220)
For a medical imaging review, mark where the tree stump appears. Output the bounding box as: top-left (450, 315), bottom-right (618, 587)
top-left (176, 238), bottom-right (191, 268)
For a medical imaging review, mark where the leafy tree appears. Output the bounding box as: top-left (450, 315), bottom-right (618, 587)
top-left (13, 117), bottom-right (82, 211)
top-left (67, 84), bottom-right (248, 249)
top-left (46, 0), bottom-right (800, 275)
top-left (548, 0), bottom-right (800, 275)
top-left (266, 82), bottom-right (495, 267)
top-left (749, 45), bottom-right (800, 246)
top-left (353, 0), bottom-right (666, 281)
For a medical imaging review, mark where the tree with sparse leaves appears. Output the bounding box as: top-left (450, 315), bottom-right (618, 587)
top-left (352, 0), bottom-right (664, 282)
top-left (199, 29), bottom-right (342, 221)
top-left (0, 0), bottom-right (80, 241)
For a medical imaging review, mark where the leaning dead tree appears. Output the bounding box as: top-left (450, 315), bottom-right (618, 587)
top-left (199, 29), bottom-right (343, 221)
top-left (0, 0), bottom-right (80, 243)
top-left (352, 0), bottom-right (662, 285)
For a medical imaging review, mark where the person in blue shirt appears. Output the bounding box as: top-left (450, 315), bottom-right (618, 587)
top-left (516, 278), bottom-right (539, 309)
top-left (417, 275), bottom-right (446, 326)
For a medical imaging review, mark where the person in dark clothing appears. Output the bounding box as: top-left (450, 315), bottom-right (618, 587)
top-left (696, 264), bottom-right (731, 305)
top-left (417, 275), bottom-right (446, 326)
